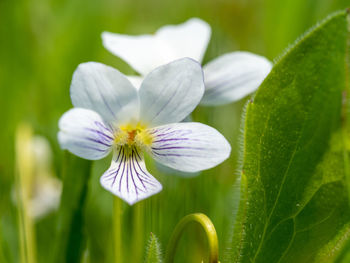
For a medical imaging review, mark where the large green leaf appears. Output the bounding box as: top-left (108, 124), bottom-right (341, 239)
top-left (229, 10), bottom-right (350, 263)
top-left (54, 153), bottom-right (92, 263)
top-left (315, 223), bottom-right (350, 262)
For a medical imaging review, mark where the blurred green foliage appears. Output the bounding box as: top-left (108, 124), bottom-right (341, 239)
top-left (55, 154), bottom-right (91, 263)
top-left (1, 0), bottom-right (349, 262)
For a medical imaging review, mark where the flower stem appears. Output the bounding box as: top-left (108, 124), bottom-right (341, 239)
top-left (113, 197), bottom-right (123, 263)
top-left (165, 213), bottom-right (219, 263)
top-left (15, 123), bottom-right (37, 263)
top-left (132, 202), bottom-right (144, 262)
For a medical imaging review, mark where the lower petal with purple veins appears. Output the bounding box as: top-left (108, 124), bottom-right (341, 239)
top-left (100, 147), bottom-right (162, 205)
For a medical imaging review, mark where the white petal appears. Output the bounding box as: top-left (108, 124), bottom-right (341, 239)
top-left (102, 18), bottom-right (211, 75)
top-left (139, 58), bottom-right (204, 127)
top-left (100, 147), bottom-right (162, 205)
top-left (201, 52), bottom-right (272, 106)
top-left (127, 75), bottom-right (144, 90)
top-left (148, 122), bottom-right (231, 172)
top-left (156, 18), bottom-right (211, 63)
top-left (156, 162), bottom-right (200, 178)
top-left (58, 108), bottom-right (114, 160)
top-left (70, 62), bottom-right (139, 126)
top-left (102, 32), bottom-right (174, 75)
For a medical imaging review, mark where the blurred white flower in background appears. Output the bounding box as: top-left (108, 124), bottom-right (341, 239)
top-left (13, 133), bottom-right (62, 220)
top-left (29, 136), bottom-right (62, 219)
top-left (102, 18), bottom-right (272, 106)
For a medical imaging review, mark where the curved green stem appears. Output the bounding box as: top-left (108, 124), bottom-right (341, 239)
top-left (165, 213), bottom-right (219, 263)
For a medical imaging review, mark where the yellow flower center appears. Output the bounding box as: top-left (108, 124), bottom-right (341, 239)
top-left (114, 123), bottom-right (153, 151)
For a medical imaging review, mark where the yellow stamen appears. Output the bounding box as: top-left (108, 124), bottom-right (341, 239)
top-left (135, 130), bottom-right (153, 146)
top-left (114, 122), bottom-right (153, 150)
top-left (114, 131), bottom-right (128, 145)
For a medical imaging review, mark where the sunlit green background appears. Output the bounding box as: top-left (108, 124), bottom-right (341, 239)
top-left (1, 0), bottom-right (349, 262)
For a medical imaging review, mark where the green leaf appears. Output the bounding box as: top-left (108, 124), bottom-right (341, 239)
top-left (144, 233), bottom-right (163, 263)
top-left (229, 10), bottom-right (350, 263)
top-left (334, 226), bottom-right (350, 263)
top-left (315, 223), bottom-right (350, 262)
top-left (336, 246), bottom-right (350, 263)
top-left (54, 153), bottom-right (92, 263)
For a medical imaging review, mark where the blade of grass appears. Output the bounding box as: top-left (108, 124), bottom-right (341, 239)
top-left (15, 123), bottom-right (37, 263)
top-left (54, 153), bottom-right (91, 263)
top-left (113, 197), bottom-right (123, 263)
top-left (132, 202), bottom-right (145, 263)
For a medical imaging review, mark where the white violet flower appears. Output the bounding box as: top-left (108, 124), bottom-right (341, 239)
top-left (58, 58), bottom-right (231, 205)
top-left (102, 18), bottom-right (273, 106)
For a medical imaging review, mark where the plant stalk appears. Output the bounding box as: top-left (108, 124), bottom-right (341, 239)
top-left (113, 197), bottom-right (123, 263)
top-left (15, 123), bottom-right (37, 263)
top-left (165, 213), bottom-right (219, 263)
top-left (132, 202), bottom-right (144, 262)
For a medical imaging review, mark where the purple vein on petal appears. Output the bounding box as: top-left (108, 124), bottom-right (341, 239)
top-left (103, 147), bottom-right (123, 180)
top-left (89, 122), bottom-right (114, 140)
top-left (129, 154), bottom-right (138, 196)
top-left (84, 127), bottom-right (111, 140)
top-left (102, 146), bottom-right (161, 202)
top-left (149, 87), bottom-right (179, 122)
top-left (134, 148), bottom-right (142, 161)
top-left (126, 152), bottom-right (130, 193)
top-left (119, 150), bottom-right (127, 192)
top-left (152, 146), bottom-right (207, 151)
top-left (95, 80), bottom-right (119, 120)
top-left (151, 150), bottom-right (197, 158)
top-left (72, 142), bottom-right (107, 152)
top-left (131, 151), bottom-right (146, 191)
top-left (115, 147), bottom-right (123, 163)
top-left (84, 137), bottom-right (112, 147)
top-left (112, 152), bottom-right (125, 187)
top-left (131, 149), bottom-right (157, 187)
top-left (152, 129), bottom-right (193, 138)
top-left (148, 127), bottom-right (172, 135)
top-left (153, 137), bottom-right (190, 143)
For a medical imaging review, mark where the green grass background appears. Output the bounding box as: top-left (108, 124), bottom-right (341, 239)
top-left (0, 0), bottom-right (349, 262)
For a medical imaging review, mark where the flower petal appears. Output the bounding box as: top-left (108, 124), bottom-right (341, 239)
top-left (70, 62), bottom-right (139, 126)
top-left (148, 122), bottom-right (231, 172)
top-left (139, 58), bottom-right (204, 127)
top-left (201, 52), bottom-right (272, 106)
top-left (58, 108), bottom-right (114, 160)
top-left (102, 18), bottom-right (211, 75)
top-left (156, 18), bottom-right (211, 63)
top-left (156, 162), bottom-right (200, 178)
top-left (100, 147), bottom-right (162, 205)
top-left (102, 32), bottom-right (174, 75)
top-left (127, 75), bottom-right (144, 90)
